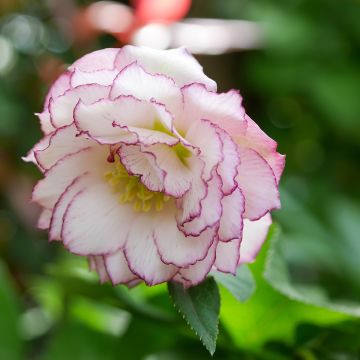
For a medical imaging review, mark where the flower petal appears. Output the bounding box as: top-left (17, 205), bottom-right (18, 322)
top-left (74, 96), bottom-right (178, 146)
top-left (218, 188), bottom-right (244, 242)
top-left (62, 182), bottom-right (135, 255)
top-left (115, 46), bottom-right (216, 90)
top-left (237, 115), bottom-right (285, 184)
top-left (49, 84), bottom-right (110, 128)
top-left (179, 241), bottom-right (217, 286)
top-left (180, 83), bottom-right (246, 135)
top-left (237, 148), bottom-right (280, 220)
top-left (215, 239), bottom-right (241, 274)
top-left (124, 213), bottom-right (178, 285)
top-left (37, 209), bottom-right (52, 230)
top-left (104, 250), bottom-right (138, 285)
top-left (154, 207), bottom-right (217, 267)
top-left (44, 71), bottom-right (72, 110)
top-left (110, 62), bottom-right (183, 118)
top-left (239, 214), bottom-right (272, 264)
top-left (88, 256), bottom-right (110, 283)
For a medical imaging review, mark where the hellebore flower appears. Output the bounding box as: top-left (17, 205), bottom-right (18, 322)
top-left (24, 46), bottom-right (285, 287)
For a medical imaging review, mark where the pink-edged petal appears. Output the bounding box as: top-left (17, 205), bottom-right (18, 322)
top-left (239, 214), bottom-right (272, 264)
top-left (143, 143), bottom-right (199, 198)
top-left (104, 250), bottom-right (138, 285)
top-left (218, 188), bottom-right (244, 242)
top-left (185, 119), bottom-right (223, 181)
top-left (23, 134), bottom-right (52, 171)
top-left (44, 71), bottom-right (72, 110)
top-left (49, 84), bottom-right (110, 128)
top-left (179, 240), bottom-right (217, 287)
top-left (37, 209), bottom-right (51, 230)
top-left (215, 238), bottom-right (241, 274)
top-left (180, 171), bottom-right (223, 236)
top-left (49, 173), bottom-right (91, 241)
top-left (32, 146), bottom-right (107, 209)
top-left (62, 182), bottom-right (135, 255)
top-left (88, 256), bottom-right (110, 283)
top-left (123, 213), bottom-right (178, 285)
top-left (110, 62), bottom-right (183, 118)
top-left (69, 48), bottom-right (120, 72)
top-left (115, 46), bottom-right (216, 90)
top-left (74, 96), bottom-right (178, 146)
top-left (34, 124), bottom-right (94, 171)
top-left (217, 129), bottom-right (240, 195)
top-left (70, 68), bottom-right (119, 87)
top-left (180, 83), bottom-right (246, 135)
top-left (37, 111), bottom-right (55, 135)
top-left (237, 115), bottom-right (285, 183)
top-left (154, 207), bottom-right (217, 267)
top-left (118, 144), bottom-right (165, 193)
top-left (237, 148), bottom-right (280, 220)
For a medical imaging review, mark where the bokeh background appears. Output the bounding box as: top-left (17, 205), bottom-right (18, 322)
top-left (1, 0), bottom-right (360, 359)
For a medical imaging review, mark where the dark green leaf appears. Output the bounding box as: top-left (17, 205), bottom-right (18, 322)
top-left (168, 277), bottom-right (220, 355)
top-left (213, 266), bottom-right (255, 302)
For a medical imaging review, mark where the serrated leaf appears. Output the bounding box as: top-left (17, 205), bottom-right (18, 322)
top-left (168, 277), bottom-right (220, 355)
top-left (213, 265), bottom-right (255, 302)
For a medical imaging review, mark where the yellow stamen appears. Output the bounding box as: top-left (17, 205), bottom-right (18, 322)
top-left (105, 158), bottom-right (171, 212)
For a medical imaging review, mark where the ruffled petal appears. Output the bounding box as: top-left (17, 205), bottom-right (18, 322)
top-left (237, 148), bottom-right (280, 220)
top-left (237, 115), bottom-right (285, 183)
top-left (215, 239), bottom-right (241, 274)
top-left (178, 241), bottom-right (217, 287)
top-left (180, 83), bottom-right (246, 135)
top-left (124, 213), bottom-right (178, 285)
top-left (179, 170), bottom-right (223, 236)
top-left (62, 182), bottom-right (135, 255)
top-left (110, 62), bottom-right (183, 118)
top-left (71, 68), bottom-right (119, 88)
top-left (154, 207), bottom-right (217, 267)
top-left (69, 48), bottom-right (120, 72)
top-left (118, 144), bottom-right (165, 193)
top-left (37, 111), bottom-right (55, 135)
top-left (88, 256), bottom-right (110, 283)
top-left (49, 84), bottom-right (110, 128)
top-left (74, 96), bottom-right (178, 146)
top-left (239, 214), bottom-right (272, 264)
top-left (44, 71), bottom-right (72, 110)
top-left (104, 250), bottom-right (138, 285)
top-left (37, 209), bottom-right (52, 230)
top-left (218, 188), bottom-right (244, 242)
top-left (34, 124), bottom-right (94, 171)
top-left (115, 46), bottom-right (216, 90)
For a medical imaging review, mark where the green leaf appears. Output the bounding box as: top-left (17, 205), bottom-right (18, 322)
top-left (168, 277), bottom-right (220, 355)
top-left (213, 265), bottom-right (255, 302)
top-left (264, 224), bottom-right (360, 317)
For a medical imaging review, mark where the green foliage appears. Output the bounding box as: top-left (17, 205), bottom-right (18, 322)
top-left (168, 278), bottom-right (220, 355)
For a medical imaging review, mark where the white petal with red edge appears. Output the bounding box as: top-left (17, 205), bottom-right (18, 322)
top-left (88, 256), bottom-right (110, 283)
top-left (180, 171), bottom-right (223, 236)
top-left (74, 96), bottom-right (178, 146)
top-left (215, 239), bottom-right (241, 274)
top-left (37, 111), bottom-right (55, 135)
top-left (34, 124), bottom-right (94, 171)
top-left (104, 250), bottom-right (137, 285)
top-left (179, 241), bottom-right (217, 286)
top-left (115, 46), bottom-right (216, 90)
top-left (236, 115), bottom-right (285, 183)
top-left (237, 148), bottom-right (280, 220)
top-left (49, 84), bottom-right (110, 128)
top-left (71, 68), bottom-right (119, 87)
top-left (44, 71), bottom-right (72, 110)
top-left (218, 188), bottom-right (244, 242)
top-left (118, 144), bottom-right (165, 193)
top-left (62, 181), bottom-right (135, 255)
top-left (37, 209), bottom-right (51, 230)
top-left (69, 48), bottom-right (120, 72)
top-left (180, 83), bottom-right (246, 135)
top-left (239, 214), bottom-right (272, 264)
top-left (124, 213), bottom-right (178, 285)
top-left (49, 173), bottom-right (91, 241)
top-left (110, 62), bottom-right (183, 117)
top-left (154, 207), bottom-right (217, 267)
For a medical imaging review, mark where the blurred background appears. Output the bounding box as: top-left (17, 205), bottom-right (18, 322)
top-left (1, 0), bottom-right (360, 359)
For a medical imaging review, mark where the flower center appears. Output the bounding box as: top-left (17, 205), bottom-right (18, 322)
top-left (104, 158), bottom-right (170, 212)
